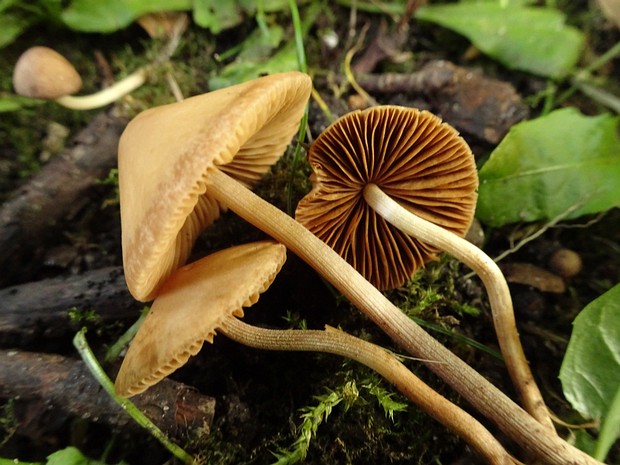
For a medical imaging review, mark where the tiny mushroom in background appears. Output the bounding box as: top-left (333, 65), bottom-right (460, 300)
top-left (117, 75), bottom-right (600, 465)
top-left (13, 46), bottom-right (147, 110)
top-left (295, 106), bottom-right (551, 431)
top-left (548, 248), bottom-right (582, 278)
top-left (115, 241), bottom-right (517, 465)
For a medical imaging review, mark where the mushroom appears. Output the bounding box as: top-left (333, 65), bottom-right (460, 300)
top-left (13, 46), bottom-right (146, 110)
top-left (115, 241), bottom-right (517, 465)
top-left (117, 77), bottom-right (600, 465)
top-left (295, 105), bottom-right (551, 430)
top-left (118, 71), bottom-right (314, 301)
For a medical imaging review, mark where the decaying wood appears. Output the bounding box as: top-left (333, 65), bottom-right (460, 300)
top-left (356, 60), bottom-right (529, 143)
top-left (0, 111), bottom-right (127, 286)
top-left (0, 266), bottom-right (138, 347)
top-left (0, 349), bottom-right (215, 444)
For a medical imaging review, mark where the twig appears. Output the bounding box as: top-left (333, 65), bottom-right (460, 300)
top-left (0, 349), bottom-right (215, 441)
top-left (0, 266), bottom-right (137, 347)
top-left (0, 112), bottom-right (126, 286)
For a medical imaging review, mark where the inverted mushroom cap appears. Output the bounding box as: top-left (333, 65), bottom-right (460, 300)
top-left (115, 241), bottom-right (286, 397)
top-left (295, 106), bottom-right (478, 290)
top-left (118, 72), bottom-right (312, 301)
top-left (13, 46), bottom-right (83, 99)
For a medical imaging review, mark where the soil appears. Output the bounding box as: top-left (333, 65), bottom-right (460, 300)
top-left (1, 2), bottom-right (619, 465)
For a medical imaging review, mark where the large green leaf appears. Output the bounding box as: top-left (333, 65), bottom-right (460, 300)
top-left (476, 108), bottom-right (620, 227)
top-left (61, 0), bottom-right (191, 33)
top-left (415, 2), bottom-right (584, 78)
top-left (560, 284), bottom-right (620, 458)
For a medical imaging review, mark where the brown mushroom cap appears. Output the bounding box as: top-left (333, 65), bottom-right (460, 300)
top-left (13, 46), bottom-right (83, 99)
top-left (295, 106), bottom-right (478, 290)
top-left (118, 72), bottom-right (311, 301)
top-left (115, 241), bottom-right (287, 397)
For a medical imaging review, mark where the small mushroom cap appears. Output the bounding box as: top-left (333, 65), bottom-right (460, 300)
top-left (115, 241), bottom-right (287, 397)
top-left (296, 106), bottom-right (478, 290)
top-left (118, 72), bottom-right (311, 301)
top-left (13, 46), bottom-right (82, 99)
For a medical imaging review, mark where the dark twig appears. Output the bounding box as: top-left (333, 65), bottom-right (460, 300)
top-left (0, 111), bottom-right (127, 286)
top-left (0, 348), bottom-right (214, 444)
top-left (0, 266), bottom-right (137, 347)
top-left (356, 60), bottom-right (529, 143)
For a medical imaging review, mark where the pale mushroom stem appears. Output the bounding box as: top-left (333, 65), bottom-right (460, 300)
top-left (205, 167), bottom-right (602, 465)
top-left (362, 183), bottom-right (552, 432)
top-left (220, 317), bottom-right (519, 465)
top-left (55, 68), bottom-right (147, 110)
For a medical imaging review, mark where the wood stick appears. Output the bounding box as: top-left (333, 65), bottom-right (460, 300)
top-left (0, 266), bottom-right (137, 347)
top-left (0, 111), bottom-right (126, 286)
top-left (355, 60), bottom-right (529, 143)
top-left (0, 349), bottom-right (215, 442)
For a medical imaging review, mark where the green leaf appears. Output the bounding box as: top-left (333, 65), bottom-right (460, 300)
top-left (46, 447), bottom-right (90, 465)
top-left (0, 13), bottom-right (30, 48)
top-left (476, 108), bottom-right (620, 227)
top-left (0, 95), bottom-right (45, 113)
top-left (415, 2), bottom-right (584, 78)
top-left (560, 283), bottom-right (620, 422)
top-left (595, 385), bottom-right (620, 460)
top-left (46, 446), bottom-right (129, 465)
top-left (193, 0), bottom-right (244, 33)
top-left (61, 0), bottom-right (191, 33)
top-left (208, 1), bottom-right (319, 89)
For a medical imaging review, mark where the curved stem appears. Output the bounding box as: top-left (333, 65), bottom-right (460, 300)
top-left (73, 329), bottom-right (194, 464)
top-left (55, 68), bottom-right (147, 110)
top-left (362, 183), bottom-right (553, 431)
top-left (220, 317), bottom-right (518, 465)
top-left (205, 167), bottom-right (602, 465)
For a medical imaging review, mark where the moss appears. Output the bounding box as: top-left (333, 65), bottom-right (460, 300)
top-left (0, 400), bottom-right (17, 449)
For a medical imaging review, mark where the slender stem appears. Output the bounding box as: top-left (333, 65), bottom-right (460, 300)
top-left (220, 317), bottom-right (518, 465)
top-left (72, 329), bottom-right (195, 464)
top-left (362, 183), bottom-right (553, 431)
top-left (55, 68), bottom-right (147, 110)
top-left (285, 0), bottom-right (309, 215)
top-left (104, 306), bottom-right (149, 363)
top-left (205, 167), bottom-right (602, 465)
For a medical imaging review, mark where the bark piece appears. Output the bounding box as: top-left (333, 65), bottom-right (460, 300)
top-left (0, 349), bottom-right (215, 444)
top-left (501, 262), bottom-right (566, 294)
top-left (0, 111), bottom-right (127, 286)
top-left (0, 266), bottom-right (137, 347)
top-left (357, 60), bottom-right (529, 143)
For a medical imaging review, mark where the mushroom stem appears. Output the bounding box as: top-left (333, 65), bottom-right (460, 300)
top-left (362, 183), bottom-right (552, 431)
top-left (220, 317), bottom-right (519, 465)
top-left (205, 167), bottom-right (602, 465)
top-left (54, 68), bottom-right (148, 110)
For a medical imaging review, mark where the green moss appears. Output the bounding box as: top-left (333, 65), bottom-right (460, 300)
top-left (67, 306), bottom-right (102, 326)
top-left (392, 256), bottom-right (482, 322)
top-left (0, 400), bottom-right (17, 449)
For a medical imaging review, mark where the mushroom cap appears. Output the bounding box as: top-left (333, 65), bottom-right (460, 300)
top-left (295, 106), bottom-right (478, 290)
top-left (118, 72), bottom-right (311, 301)
top-left (115, 240), bottom-right (287, 397)
top-left (13, 46), bottom-right (83, 99)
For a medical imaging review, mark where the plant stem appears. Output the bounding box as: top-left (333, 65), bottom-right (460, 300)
top-left (220, 318), bottom-right (518, 465)
top-left (205, 167), bottom-right (602, 465)
top-left (104, 306), bottom-right (149, 363)
top-left (362, 183), bottom-right (553, 431)
top-left (286, 0), bottom-right (309, 215)
top-left (72, 328), bottom-right (195, 464)
top-left (55, 68), bottom-right (147, 110)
